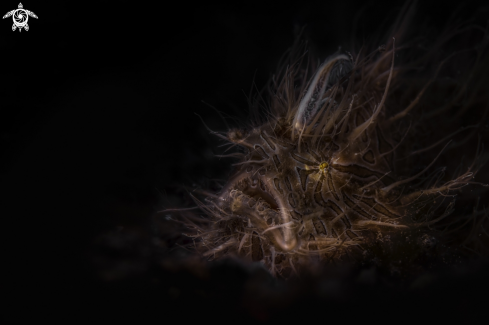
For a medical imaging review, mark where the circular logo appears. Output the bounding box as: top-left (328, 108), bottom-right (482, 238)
top-left (13, 9), bottom-right (27, 27)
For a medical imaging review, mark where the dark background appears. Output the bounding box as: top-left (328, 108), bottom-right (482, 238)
top-left (2, 0), bottom-right (489, 323)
